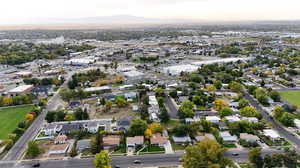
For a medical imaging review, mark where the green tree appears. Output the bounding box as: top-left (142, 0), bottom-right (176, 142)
top-left (129, 119), bottom-right (148, 136)
top-left (26, 141), bottom-right (42, 158)
top-left (240, 106), bottom-right (261, 118)
top-left (238, 98), bottom-right (249, 109)
top-left (179, 101), bottom-right (195, 119)
top-left (279, 112), bottom-right (295, 127)
top-left (94, 150), bottom-right (112, 168)
top-left (229, 81), bottom-right (244, 93)
top-left (269, 91), bottom-right (281, 102)
top-left (249, 148), bottom-right (264, 168)
top-left (213, 80), bottom-right (222, 90)
top-left (183, 138), bottom-right (233, 168)
top-left (218, 107), bottom-right (233, 118)
top-left (91, 130), bottom-right (104, 154)
top-left (69, 143), bottom-right (78, 157)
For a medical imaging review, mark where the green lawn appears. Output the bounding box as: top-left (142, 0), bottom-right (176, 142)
top-left (0, 105), bottom-right (34, 140)
top-left (279, 91), bottom-right (300, 107)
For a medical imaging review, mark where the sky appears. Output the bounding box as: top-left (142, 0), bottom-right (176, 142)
top-left (0, 0), bottom-right (299, 24)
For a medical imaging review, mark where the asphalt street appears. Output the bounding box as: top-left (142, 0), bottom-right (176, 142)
top-left (165, 95), bottom-right (179, 119)
top-left (0, 149), bottom-right (280, 168)
top-left (2, 72), bottom-right (73, 161)
top-left (244, 92), bottom-right (300, 152)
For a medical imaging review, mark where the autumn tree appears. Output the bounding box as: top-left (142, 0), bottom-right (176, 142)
top-left (94, 150), bottom-right (112, 168)
top-left (214, 99), bottom-right (229, 111)
top-left (183, 138), bottom-right (233, 168)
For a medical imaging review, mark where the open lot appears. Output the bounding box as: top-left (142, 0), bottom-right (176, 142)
top-left (0, 105), bottom-right (34, 140)
top-left (279, 91), bottom-right (300, 107)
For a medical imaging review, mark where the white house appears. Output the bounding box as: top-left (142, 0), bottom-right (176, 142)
top-left (206, 116), bottom-right (221, 124)
top-left (263, 129), bottom-right (281, 141)
top-left (225, 116), bottom-right (241, 123)
top-left (220, 131), bottom-right (238, 143)
top-left (294, 119), bottom-right (300, 129)
top-left (43, 124), bottom-right (62, 136)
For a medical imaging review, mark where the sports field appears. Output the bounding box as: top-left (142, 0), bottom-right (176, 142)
top-left (279, 91), bottom-right (300, 107)
top-left (0, 105), bottom-right (34, 140)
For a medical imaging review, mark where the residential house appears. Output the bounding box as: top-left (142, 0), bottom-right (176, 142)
top-left (126, 136), bottom-right (144, 148)
top-left (172, 136), bottom-right (192, 144)
top-left (103, 135), bottom-right (121, 150)
top-left (241, 117), bottom-right (258, 123)
top-left (195, 133), bottom-right (216, 142)
top-left (205, 116), bottom-right (221, 124)
top-left (263, 129), bottom-right (281, 141)
top-left (225, 116), bottom-right (241, 123)
top-left (60, 123), bottom-right (83, 134)
top-left (220, 131), bottom-right (238, 143)
top-left (150, 133), bottom-right (168, 147)
top-left (240, 133), bottom-right (260, 143)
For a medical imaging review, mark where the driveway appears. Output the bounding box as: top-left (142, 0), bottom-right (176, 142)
top-left (164, 140), bottom-right (174, 154)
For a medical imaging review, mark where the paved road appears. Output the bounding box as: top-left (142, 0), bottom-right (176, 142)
top-left (244, 92), bottom-right (300, 152)
top-left (0, 149), bottom-right (282, 168)
top-left (165, 95), bottom-right (179, 119)
top-left (2, 72), bottom-right (73, 161)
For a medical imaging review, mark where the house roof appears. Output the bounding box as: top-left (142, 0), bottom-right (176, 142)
top-left (172, 136), bottom-right (191, 143)
top-left (240, 133), bottom-right (260, 141)
top-left (55, 135), bottom-right (67, 142)
top-left (263, 129), bottom-right (281, 139)
top-left (150, 133), bottom-right (168, 144)
top-left (127, 136), bottom-right (144, 145)
top-left (195, 133), bottom-right (216, 142)
top-left (103, 135), bottom-right (121, 146)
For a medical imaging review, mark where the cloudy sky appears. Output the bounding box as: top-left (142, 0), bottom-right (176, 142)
top-left (0, 0), bottom-right (299, 24)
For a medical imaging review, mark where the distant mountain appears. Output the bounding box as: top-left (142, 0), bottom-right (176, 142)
top-left (24, 15), bottom-right (194, 25)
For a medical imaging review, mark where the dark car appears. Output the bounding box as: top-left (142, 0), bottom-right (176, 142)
top-left (32, 163), bottom-right (40, 167)
top-left (114, 165), bottom-right (121, 168)
top-left (232, 153), bottom-right (239, 156)
top-left (133, 160), bottom-right (142, 164)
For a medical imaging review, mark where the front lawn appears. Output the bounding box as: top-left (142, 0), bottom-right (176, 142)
top-left (222, 143), bottom-right (237, 148)
top-left (0, 105), bottom-right (34, 140)
top-left (140, 145), bottom-right (165, 153)
top-left (279, 91), bottom-right (300, 107)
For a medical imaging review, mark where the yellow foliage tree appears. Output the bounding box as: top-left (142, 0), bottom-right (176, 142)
top-left (144, 128), bottom-right (153, 140)
top-left (64, 114), bottom-right (75, 121)
top-left (3, 97), bottom-right (13, 106)
top-left (149, 123), bottom-right (163, 134)
top-left (214, 99), bottom-right (229, 111)
top-left (206, 84), bottom-right (216, 92)
top-left (26, 113), bottom-right (35, 121)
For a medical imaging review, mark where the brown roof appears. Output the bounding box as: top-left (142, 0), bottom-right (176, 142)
top-left (195, 133), bottom-right (216, 142)
top-left (126, 136), bottom-right (144, 145)
top-left (150, 133), bottom-right (168, 144)
top-left (103, 135), bottom-right (121, 146)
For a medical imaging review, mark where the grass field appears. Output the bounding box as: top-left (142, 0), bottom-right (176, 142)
top-left (279, 91), bottom-right (300, 107)
top-left (0, 105), bottom-right (34, 140)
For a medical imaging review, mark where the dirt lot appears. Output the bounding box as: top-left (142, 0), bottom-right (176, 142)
top-left (90, 104), bottom-right (137, 119)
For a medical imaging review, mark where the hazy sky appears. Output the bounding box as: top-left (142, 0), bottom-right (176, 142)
top-left (0, 0), bottom-right (299, 24)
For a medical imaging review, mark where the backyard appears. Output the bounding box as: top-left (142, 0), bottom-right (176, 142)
top-left (0, 105), bottom-right (34, 140)
top-left (279, 91), bottom-right (300, 107)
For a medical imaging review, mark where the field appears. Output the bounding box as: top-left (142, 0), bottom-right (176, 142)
top-left (279, 91), bottom-right (300, 107)
top-left (0, 105), bottom-right (34, 140)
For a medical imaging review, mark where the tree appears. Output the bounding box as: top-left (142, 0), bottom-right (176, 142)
top-left (104, 101), bottom-right (113, 112)
top-left (206, 84), bottom-right (216, 92)
top-left (159, 107), bottom-right (169, 123)
top-left (59, 88), bottom-right (73, 103)
top-left (229, 81), bottom-right (243, 93)
top-left (218, 107), bottom-right (233, 118)
top-left (155, 88), bottom-right (165, 97)
top-left (169, 90), bottom-right (177, 98)
top-left (283, 150), bottom-right (298, 168)
top-left (173, 124), bottom-right (189, 137)
top-left (115, 97), bottom-right (128, 108)
top-left (183, 138), bottom-right (233, 168)
top-left (249, 148), bottom-right (264, 168)
top-left (64, 114), bottom-right (75, 121)
top-left (144, 128), bottom-right (152, 140)
top-left (263, 154), bottom-right (275, 168)
top-left (94, 150), bottom-right (112, 168)
top-left (269, 91), bottom-right (281, 102)
top-left (129, 119), bottom-right (148, 136)
top-left (214, 99), bottom-right (229, 111)
top-left (240, 106), bottom-right (261, 118)
top-left (26, 141), bottom-right (42, 158)
top-left (279, 112), bottom-right (295, 127)
top-left (213, 80), bottom-right (222, 90)
top-left (91, 130), bottom-right (104, 154)
top-left (273, 106), bottom-right (284, 119)
top-left (238, 98), bottom-right (249, 109)
top-left (254, 88), bottom-right (269, 106)
top-left (26, 113), bottom-right (35, 121)
top-left (149, 123), bottom-right (163, 133)
top-left (179, 101), bottom-right (195, 119)
top-left (69, 143), bottom-right (78, 157)
top-left (45, 111), bottom-right (56, 123)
